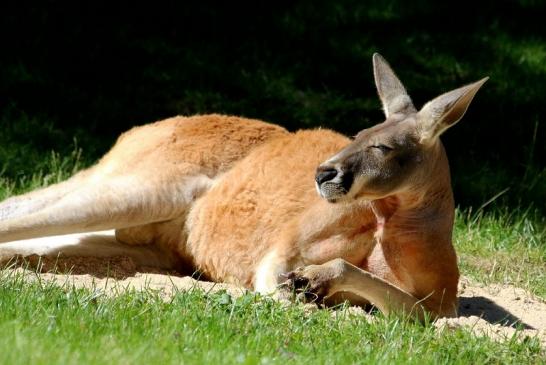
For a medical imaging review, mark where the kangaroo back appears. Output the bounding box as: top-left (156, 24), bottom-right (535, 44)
top-left (0, 115), bottom-right (287, 243)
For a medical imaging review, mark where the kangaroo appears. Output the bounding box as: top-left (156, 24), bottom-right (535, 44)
top-left (0, 54), bottom-right (487, 320)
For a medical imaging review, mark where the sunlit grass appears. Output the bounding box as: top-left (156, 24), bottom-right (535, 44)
top-left (455, 207), bottom-right (546, 298)
top-left (0, 270), bottom-right (543, 365)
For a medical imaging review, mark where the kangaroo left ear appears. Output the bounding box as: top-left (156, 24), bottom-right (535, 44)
top-left (417, 77), bottom-right (488, 144)
top-left (373, 53), bottom-right (416, 118)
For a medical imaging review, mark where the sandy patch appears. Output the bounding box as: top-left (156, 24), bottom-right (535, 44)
top-left (436, 277), bottom-right (546, 346)
top-left (2, 255), bottom-right (545, 346)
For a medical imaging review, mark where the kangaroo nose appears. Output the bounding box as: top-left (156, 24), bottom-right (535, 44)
top-left (315, 167), bottom-right (339, 185)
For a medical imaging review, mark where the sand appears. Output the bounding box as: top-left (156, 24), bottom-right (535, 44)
top-left (2, 255), bottom-right (545, 346)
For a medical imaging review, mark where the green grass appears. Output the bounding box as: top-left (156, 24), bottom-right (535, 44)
top-left (0, 271), bottom-right (543, 365)
top-left (455, 207), bottom-right (546, 298)
top-left (0, 111), bottom-right (92, 200)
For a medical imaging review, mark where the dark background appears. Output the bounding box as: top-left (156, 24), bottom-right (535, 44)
top-left (1, 1), bottom-right (545, 210)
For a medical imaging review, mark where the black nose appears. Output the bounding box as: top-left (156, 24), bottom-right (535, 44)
top-left (315, 167), bottom-right (339, 185)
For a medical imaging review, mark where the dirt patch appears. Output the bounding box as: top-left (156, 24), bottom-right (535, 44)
top-left (435, 277), bottom-right (546, 346)
top-left (2, 255), bottom-right (545, 346)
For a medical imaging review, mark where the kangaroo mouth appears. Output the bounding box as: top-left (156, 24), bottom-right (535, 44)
top-left (317, 182), bottom-right (347, 202)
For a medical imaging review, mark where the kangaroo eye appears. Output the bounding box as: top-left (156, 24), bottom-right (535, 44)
top-left (371, 144), bottom-right (393, 152)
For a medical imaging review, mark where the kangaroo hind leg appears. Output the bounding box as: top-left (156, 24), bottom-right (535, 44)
top-left (0, 230), bottom-right (179, 273)
top-left (0, 165), bottom-right (213, 244)
top-left (0, 168), bottom-right (93, 221)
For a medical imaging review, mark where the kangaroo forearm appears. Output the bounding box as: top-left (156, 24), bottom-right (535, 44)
top-left (336, 262), bottom-right (427, 321)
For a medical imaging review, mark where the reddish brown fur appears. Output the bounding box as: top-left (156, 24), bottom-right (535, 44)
top-left (185, 126), bottom-right (458, 315)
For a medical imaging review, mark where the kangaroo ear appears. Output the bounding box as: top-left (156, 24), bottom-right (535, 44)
top-left (373, 53), bottom-right (416, 118)
top-left (418, 77), bottom-right (488, 144)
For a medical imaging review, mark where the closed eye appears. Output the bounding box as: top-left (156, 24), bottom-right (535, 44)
top-left (371, 144), bottom-right (393, 152)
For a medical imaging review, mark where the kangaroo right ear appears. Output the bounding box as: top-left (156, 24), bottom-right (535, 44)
top-left (417, 77), bottom-right (488, 144)
top-left (373, 53), bottom-right (416, 118)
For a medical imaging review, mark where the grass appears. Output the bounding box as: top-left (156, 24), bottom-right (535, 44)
top-left (0, 271), bottom-right (544, 365)
top-left (0, 111), bottom-right (92, 200)
top-left (454, 208), bottom-right (546, 298)
top-left (455, 208), bottom-right (546, 298)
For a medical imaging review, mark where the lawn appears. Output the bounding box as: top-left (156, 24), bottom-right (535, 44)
top-left (0, 271), bottom-right (544, 365)
top-left (455, 208), bottom-right (546, 299)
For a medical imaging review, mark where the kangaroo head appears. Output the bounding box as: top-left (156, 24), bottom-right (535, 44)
top-left (316, 53), bottom-right (488, 203)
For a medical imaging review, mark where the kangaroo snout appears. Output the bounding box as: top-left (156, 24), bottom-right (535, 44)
top-left (315, 166), bottom-right (339, 185)
top-left (315, 164), bottom-right (354, 202)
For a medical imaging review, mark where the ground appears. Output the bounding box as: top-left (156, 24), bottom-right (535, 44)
top-left (2, 255), bottom-right (545, 349)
